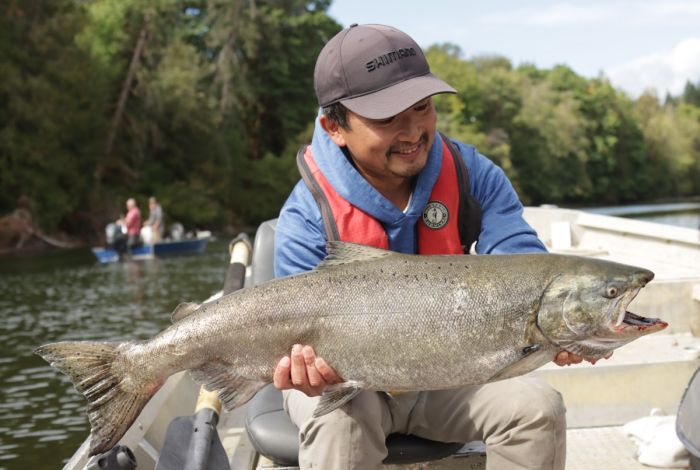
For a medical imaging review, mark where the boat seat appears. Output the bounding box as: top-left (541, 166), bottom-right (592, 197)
top-left (244, 219), bottom-right (464, 465)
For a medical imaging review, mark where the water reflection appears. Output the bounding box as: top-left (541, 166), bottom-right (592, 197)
top-left (584, 203), bottom-right (700, 230)
top-left (0, 241), bottom-right (228, 469)
top-left (629, 211), bottom-right (700, 229)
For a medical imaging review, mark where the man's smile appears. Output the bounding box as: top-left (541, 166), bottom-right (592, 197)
top-left (388, 133), bottom-right (429, 158)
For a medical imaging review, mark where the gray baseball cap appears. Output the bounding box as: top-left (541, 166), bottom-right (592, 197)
top-left (314, 24), bottom-right (456, 120)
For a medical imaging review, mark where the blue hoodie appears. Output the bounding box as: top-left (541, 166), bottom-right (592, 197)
top-left (274, 116), bottom-right (546, 277)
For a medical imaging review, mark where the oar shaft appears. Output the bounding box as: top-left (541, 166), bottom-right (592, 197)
top-left (184, 234), bottom-right (251, 470)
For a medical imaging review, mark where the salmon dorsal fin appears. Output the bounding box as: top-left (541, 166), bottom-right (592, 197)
top-left (319, 241), bottom-right (393, 268)
top-left (171, 302), bottom-right (200, 323)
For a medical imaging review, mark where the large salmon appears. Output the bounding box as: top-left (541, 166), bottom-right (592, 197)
top-left (36, 242), bottom-right (666, 455)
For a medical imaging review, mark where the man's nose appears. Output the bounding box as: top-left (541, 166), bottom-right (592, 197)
top-left (396, 111), bottom-right (422, 140)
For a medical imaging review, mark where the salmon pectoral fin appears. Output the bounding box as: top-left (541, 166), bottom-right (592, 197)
top-left (190, 363), bottom-right (267, 411)
top-left (487, 343), bottom-right (549, 383)
top-left (35, 341), bottom-right (154, 457)
top-left (312, 381), bottom-right (364, 418)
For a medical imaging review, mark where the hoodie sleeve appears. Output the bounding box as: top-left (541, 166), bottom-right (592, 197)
top-left (274, 180), bottom-right (328, 277)
top-left (453, 141), bottom-right (547, 255)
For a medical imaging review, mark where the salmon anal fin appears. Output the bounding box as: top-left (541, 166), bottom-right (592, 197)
top-left (312, 381), bottom-right (364, 417)
top-left (190, 363), bottom-right (266, 411)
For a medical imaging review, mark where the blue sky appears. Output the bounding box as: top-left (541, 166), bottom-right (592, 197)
top-left (327, 0), bottom-right (700, 98)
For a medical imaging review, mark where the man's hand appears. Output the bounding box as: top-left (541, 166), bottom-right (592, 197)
top-left (273, 344), bottom-right (343, 396)
top-left (554, 350), bottom-right (613, 366)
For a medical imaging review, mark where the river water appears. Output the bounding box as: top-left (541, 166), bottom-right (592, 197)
top-left (0, 241), bottom-right (229, 469)
top-left (583, 203), bottom-right (700, 229)
top-left (1, 207), bottom-right (699, 469)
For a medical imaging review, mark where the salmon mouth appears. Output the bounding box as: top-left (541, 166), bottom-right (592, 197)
top-left (612, 284), bottom-right (667, 333)
top-left (620, 311), bottom-right (668, 332)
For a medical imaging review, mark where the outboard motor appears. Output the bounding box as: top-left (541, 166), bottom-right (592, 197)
top-left (87, 445), bottom-right (136, 470)
top-left (105, 223), bottom-right (121, 245)
top-left (106, 223), bottom-right (127, 253)
top-left (170, 223), bottom-right (184, 241)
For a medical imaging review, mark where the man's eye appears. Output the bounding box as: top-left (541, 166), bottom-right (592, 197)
top-left (414, 103), bottom-right (429, 111)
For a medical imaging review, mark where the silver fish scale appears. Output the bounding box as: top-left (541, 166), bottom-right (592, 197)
top-left (131, 252), bottom-right (563, 392)
top-left (127, 251), bottom-right (654, 393)
top-left (36, 247), bottom-right (662, 457)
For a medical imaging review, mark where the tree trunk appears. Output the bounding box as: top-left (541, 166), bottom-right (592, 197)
top-left (90, 12), bottom-right (151, 238)
top-left (104, 14), bottom-right (150, 158)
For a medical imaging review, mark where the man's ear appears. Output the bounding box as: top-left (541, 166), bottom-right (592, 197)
top-left (319, 114), bottom-right (347, 147)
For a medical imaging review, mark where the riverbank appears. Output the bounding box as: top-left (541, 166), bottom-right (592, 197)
top-left (0, 207), bottom-right (80, 256)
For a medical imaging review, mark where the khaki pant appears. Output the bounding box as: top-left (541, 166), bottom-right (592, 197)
top-left (283, 376), bottom-right (566, 470)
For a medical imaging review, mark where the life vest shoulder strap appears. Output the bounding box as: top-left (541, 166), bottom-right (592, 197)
top-left (439, 132), bottom-right (482, 252)
top-left (296, 145), bottom-right (340, 241)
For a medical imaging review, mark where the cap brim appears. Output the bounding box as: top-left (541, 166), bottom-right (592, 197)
top-left (340, 74), bottom-right (456, 120)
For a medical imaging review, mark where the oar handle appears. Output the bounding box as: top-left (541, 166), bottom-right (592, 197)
top-left (222, 234), bottom-right (252, 295)
top-left (185, 233), bottom-right (252, 470)
top-left (193, 233), bottom-right (252, 415)
top-left (195, 388), bottom-right (223, 415)
top-left (228, 233), bottom-right (252, 267)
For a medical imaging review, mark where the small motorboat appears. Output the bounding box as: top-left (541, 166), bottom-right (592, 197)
top-left (91, 223), bottom-right (211, 263)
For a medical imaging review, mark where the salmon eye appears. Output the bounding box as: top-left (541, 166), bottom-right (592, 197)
top-left (604, 285), bottom-right (620, 298)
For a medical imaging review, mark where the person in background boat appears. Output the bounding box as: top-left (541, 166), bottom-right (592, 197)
top-left (271, 24), bottom-right (605, 470)
top-left (122, 197), bottom-right (142, 249)
top-left (144, 196), bottom-right (164, 243)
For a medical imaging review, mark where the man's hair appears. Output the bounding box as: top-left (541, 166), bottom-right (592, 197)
top-left (322, 102), bottom-right (350, 130)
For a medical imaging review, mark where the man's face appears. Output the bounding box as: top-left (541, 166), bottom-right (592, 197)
top-left (322, 98), bottom-right (437, 187)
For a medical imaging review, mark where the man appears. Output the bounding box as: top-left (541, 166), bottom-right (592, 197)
top-left (144, 196), bottom-right (164, 243)
top-left (123, 198), bottom-right (142, 248)
top-left (272, 24), bottom-right (591, 470)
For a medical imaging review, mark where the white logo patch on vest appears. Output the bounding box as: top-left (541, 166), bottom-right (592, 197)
top-left (422, 201), bottom-right (449, 230)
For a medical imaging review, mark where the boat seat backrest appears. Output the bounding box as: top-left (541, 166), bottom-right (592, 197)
top-left (249, 219), bottom-right (277, 287)
top-left (244, 218), bottom-right (466, 466)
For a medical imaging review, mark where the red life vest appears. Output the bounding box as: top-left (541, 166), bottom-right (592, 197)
top-left (297, 134), bottom-right (481, 254)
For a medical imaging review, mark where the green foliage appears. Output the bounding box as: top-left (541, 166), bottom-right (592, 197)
top-left (682, 79), bottom-right (700, 108)
top-left (0, 1), bottom-right (106, 231)
top-left (427, 46), bottom-right (700, 207)
top-left (0, 0), bottom-right (340, 237)
top-left (1, 1), bottom-right (699, 242)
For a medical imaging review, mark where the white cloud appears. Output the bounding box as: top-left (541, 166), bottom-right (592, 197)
top-left (527, 3), bottom-right (617, 26)
top-left (478, 0), bottom-right (700, 27)
top-left (606, 37), bottom-right (700, 97)
top-left (478, 2), bottom-right (621, 26)
top-left (641, 0), bottom-right (700, 18)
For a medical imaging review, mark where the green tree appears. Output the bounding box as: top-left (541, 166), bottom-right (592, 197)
top-left (0, 1), bottom-right (106, 232)
top-left (682, 79), bottom-right (700, 107)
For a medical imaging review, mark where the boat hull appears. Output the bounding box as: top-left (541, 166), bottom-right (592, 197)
top-left (91, 237), bottom-right (209, 264)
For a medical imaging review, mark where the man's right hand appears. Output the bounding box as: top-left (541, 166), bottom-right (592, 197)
top-left (273, 344), bottom-right (343, 396)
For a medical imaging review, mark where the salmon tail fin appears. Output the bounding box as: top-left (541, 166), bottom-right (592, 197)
top-left (35, 341), bottom-right (158, 456)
